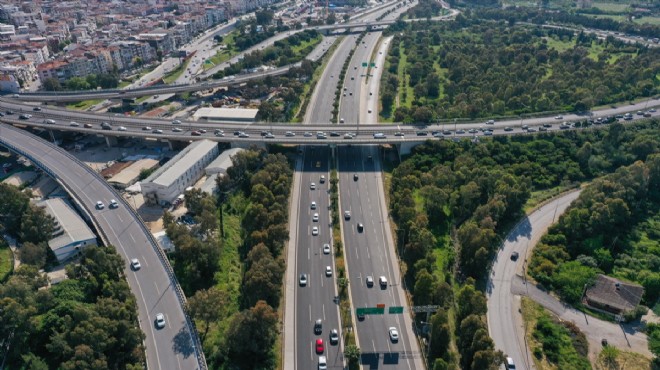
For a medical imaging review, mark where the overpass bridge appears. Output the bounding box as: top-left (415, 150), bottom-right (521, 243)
top-left (2, 98), bottom-right (658, 155)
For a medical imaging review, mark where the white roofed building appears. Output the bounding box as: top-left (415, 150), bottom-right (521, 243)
top-left (193, 107), bottom-right (258, 123)
top-left (141, 140), bottom-right (219, 206)
top-left (38, 198), bottom-right (97, 264)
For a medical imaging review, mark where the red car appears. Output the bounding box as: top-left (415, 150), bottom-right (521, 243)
top-left (316, 339), bottom-right (324, 354)
top-left (191, 131), bottom-right (201, 136)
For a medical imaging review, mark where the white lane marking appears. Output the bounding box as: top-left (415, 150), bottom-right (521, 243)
top-left (154, 282), bottom-right (160, 296)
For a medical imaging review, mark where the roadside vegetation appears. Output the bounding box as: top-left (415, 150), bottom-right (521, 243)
top-left (522, 297), bottom-right (591, 370)
top-left (386, 119), bottom-right (659, 368)
top-left (0, 236), bottom-right (12, 282)
top-left (163, 148), bottom-right (293, 369)
top-left (42, 72), bottom-right (120, 91)
top-left (380, 13), bottom-right (659, 122)
top-left (0, 183), bottom-right (144, 369)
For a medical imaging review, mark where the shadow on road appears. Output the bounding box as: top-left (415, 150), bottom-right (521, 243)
top-left (172, 326), bottom-right (194, 358)
top-left (506, 217), bottom-right (532, 243)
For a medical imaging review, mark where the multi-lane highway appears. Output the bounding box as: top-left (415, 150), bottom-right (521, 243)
top-left (293, 147), bottom-right (343, 370)
top-left (0, 124), bottom-right (204, 370)
top-left (338, 146), bottom-right (424, 369)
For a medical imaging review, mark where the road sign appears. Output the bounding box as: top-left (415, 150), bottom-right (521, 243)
top-left (362, 62), bottom-right (368, 67)
top-left (357, 307), bottom-right (384, 315)
top-left (370, 62), bottom-right (376, 67)
top-left (377, 303), bottom-right (385, 309)
top-left (389, 306), bottom-right (404, 314)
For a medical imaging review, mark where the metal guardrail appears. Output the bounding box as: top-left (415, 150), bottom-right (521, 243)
top-left (0, 124), bottom-right (208, 370)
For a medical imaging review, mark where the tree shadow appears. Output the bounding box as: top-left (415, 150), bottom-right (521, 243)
top-left (172, 326), bottom-right (195, 359)
top-left (506, 217), bottom-right (532, 243)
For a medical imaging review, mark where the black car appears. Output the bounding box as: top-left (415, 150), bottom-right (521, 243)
top-left (234, 131), bottom-right (241, 136)
top-left (416, 131), bottom-right (428, 136)
top-left (0, 112), bottom-right (4, 117)
top-left (511, 251), bottom-right (519, 261)
top-left (5, 110), bottom-right (14, 115)
top-left (357, 223), bottom-right (364, 233)
top-left (33, 106), bottom-right (42, 111)
top-left (353, 173), bottom-right (358, 181)
top-left (330, 132), bottom-right (340, 137)
top-left (357, 311), bottom-right (365, 321)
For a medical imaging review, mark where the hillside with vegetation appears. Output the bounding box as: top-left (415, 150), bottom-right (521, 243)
top-left (387, 119), bottom-right (659, 368)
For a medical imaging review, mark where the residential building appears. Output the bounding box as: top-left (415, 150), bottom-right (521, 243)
top-left (37, 198), bottom-right (97, 264)
top-left (584, 274), bottom-right (644, 315)
top-left (141, 140), bottom-right (220, 206)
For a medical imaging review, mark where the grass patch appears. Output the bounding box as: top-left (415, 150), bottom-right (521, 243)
top-left (522, 297), bottom-right (591, 370)
top-left (543, 36), bottom-right (575, 53)
top-left (204, 49), bottom-right (233, 71)
top-left (594, 348), bottom-right (653, 370)
top-left (523, 184), bottom-right (581, 213)
top-left (0, 237), bottom-right (12, 282)
top-left (591, 2), bottom-right (629, 12)
top-left (202, 195), bottom-right (244, 352)
top-left (66, 99), bottom-right (104, 111)
top-left (397, 41), bottom-right (415, 109)
top-left (162, 58), bottom-right (191, 84)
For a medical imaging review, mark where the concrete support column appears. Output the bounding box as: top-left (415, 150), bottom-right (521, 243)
top-left (104, 135), bottom-right (118, 147)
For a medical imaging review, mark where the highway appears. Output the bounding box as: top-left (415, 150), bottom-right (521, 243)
top-left (0, 124), bottom-right (204, 370)
top-left (487, 191), bottom-right (581, 370)
top-left (293, 147), bottom-right (343, 370)
top-left (2, 98), bottom-right (659, 146)
top-left (338, 146), bottom-right (424, 369)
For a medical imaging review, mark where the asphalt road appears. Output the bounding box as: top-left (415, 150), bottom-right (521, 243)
top-left (338, 146), bottom-right (424, 369)
top-left (294, 147), bottom-right (343, 370)
top-left (487, 191), bottom-right (581, 370)
top-left (0, 124), bottom-right (202, 370)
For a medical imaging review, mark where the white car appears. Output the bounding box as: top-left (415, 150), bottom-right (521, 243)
top-left (344, 211), bottom-right (351, 220)
top-left (318, 355), bottom-right (327, 370)
top-left (366, 276), bottom-right (374, 287)
top-left (313, 213), bottom-right (319, 222)
top-left (155, 313), bottom-right (166, 329)
top-left (388, 327), bottom-right (399, 342)
top-left (172, 127), bottom-right (183, 132)
top-left (109, 199), bottom-right (119, 209)
top-left (118, 126), bottom-right (127, 131)
top-left (379, 276), bottom-right (387, 287)
top-left (130, 258), bottom-right (141, 270)
top-left (310, 182), bottom-right (316, 190)
top-left (323, 244), bottom-right (331, 254)
top-left (311, 201), bottom-right (317, 210)
top-left (312, 226), bottom-right (319, 236)
top-left (69, 121), bottom-right (80, 127)
top-left (325, 266), bottom-right (332, 277)
top-left (320, 175), bottom-right (326, 183)
top-left (96, 201), bottom-right (104, 209)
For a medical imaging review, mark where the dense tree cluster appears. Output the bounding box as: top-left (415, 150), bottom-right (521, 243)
top-left (199, 149), bottom-right (292, 369)
top-left (475, 8), bottom-right (660, 39)
top-left (43, 73), bottom-right (120, 91)
top-left (529, 155), bottom-right (660, 305)
top-left (404, 0), bottom-right (445, 19)
top-left (390, 120), bottom-right (658, 367)
top-left (254, 60), bottom-right (317, 122)
top-left (0, 247), bottom-right (144, 369)
top-left (0, 184), bottom-right (55, 268)
top-left (382, 16), bottom-right (659, 121)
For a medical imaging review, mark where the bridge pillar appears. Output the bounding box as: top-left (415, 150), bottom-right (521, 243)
top-left (104, 135), bottom-right (118, 147)
top-left (396, 141), bottom-right (421, 157)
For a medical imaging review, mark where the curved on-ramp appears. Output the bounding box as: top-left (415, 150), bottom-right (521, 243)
top-left (487, 191), bottom-right (581, 370)
top-left (0, 124), bottom-right (206, 370)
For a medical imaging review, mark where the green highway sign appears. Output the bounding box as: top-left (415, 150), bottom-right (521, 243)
top-left (389, 306), bottom-right (404, 314)
top-left (362, 62), bottom-right (368, 67)
top-left (370, 62), bottom-right (376, 67)
top-left (357, 307), bottom-right (384, 315)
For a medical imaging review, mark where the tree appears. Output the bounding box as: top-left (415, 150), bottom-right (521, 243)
top-left (326, 12), bottom-right (337, 25)
top-left (188, 287), bottom-right (229, 341)
top-left (43, 77), bottom-right (62, 91)
top-left (344, 344), bottom-right (361, 365)
top-left (225, 301), bottom-right (279, 368)
top-left (20, 204), bottom-right (54, 244)
top-left (0, 183), bottom-right (30, 235)
top-left (19, 242), bottom-right (47, 267)
top-left (255, 10), bottom-right (274, 25)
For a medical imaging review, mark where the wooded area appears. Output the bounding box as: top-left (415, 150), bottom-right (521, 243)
top-left (164, 148), bottom-right (293, 369)
top-left (388, 119), bottom-right (659, 369)
top-left (381, 14), bottom-right (659, 121)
